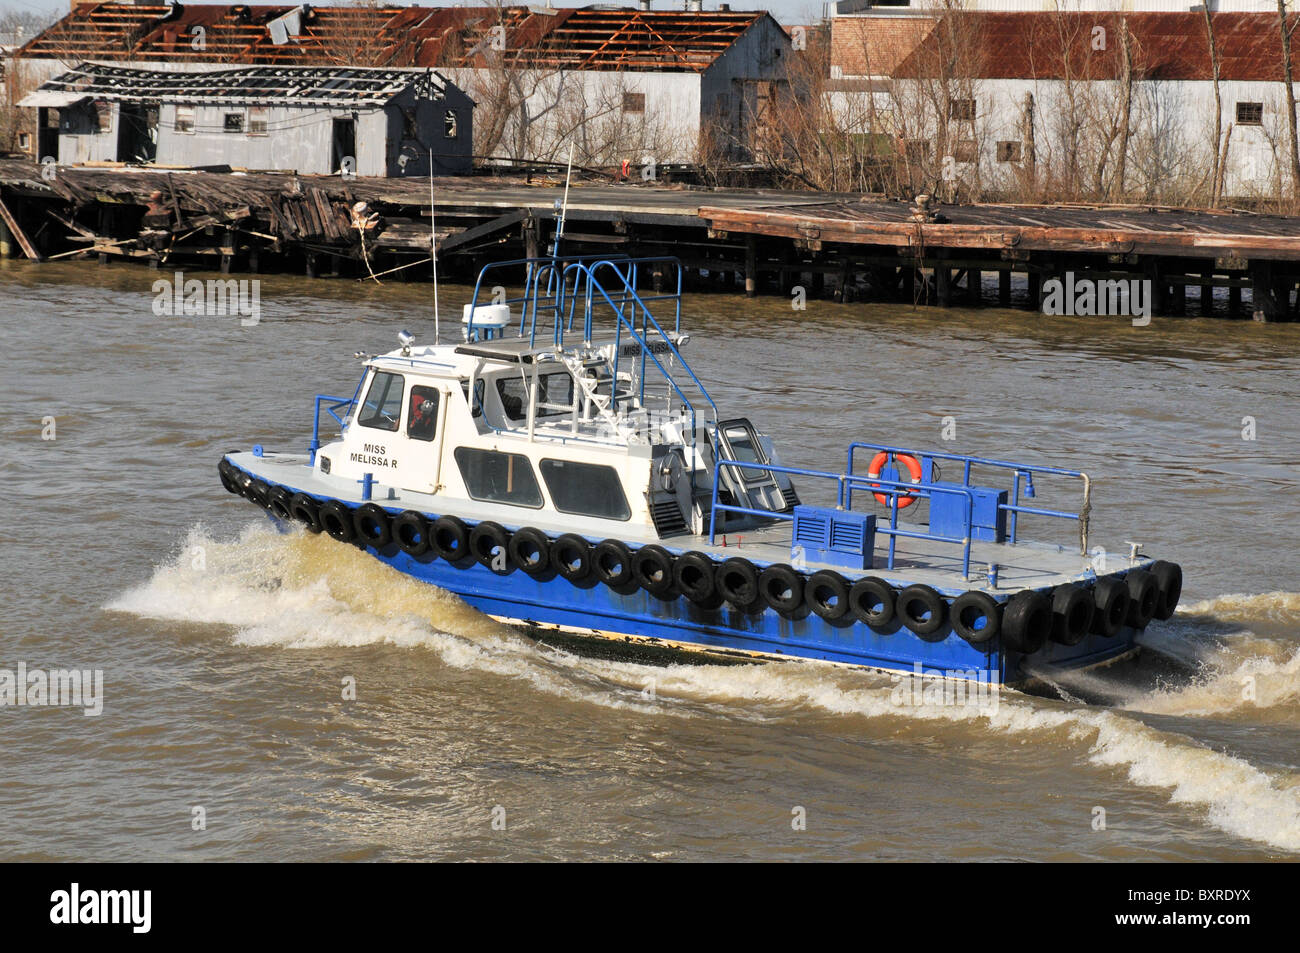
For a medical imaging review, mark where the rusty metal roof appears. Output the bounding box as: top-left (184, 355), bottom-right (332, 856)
top-left (889, 12), bottom-right (1300, 82)
top-left (18, 4), bottom-right (771, 72)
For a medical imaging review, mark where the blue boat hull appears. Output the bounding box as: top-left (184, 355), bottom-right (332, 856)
top-left (363, 541), bottom-right (1138, 686)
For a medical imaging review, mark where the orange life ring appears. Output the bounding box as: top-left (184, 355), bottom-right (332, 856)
top-left (867, 452), bottom-right (923, 509)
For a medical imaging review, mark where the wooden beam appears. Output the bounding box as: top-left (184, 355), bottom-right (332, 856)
top-left (0, 196), bottom-right (42, 261)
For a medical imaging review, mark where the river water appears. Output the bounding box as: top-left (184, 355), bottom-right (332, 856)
top-left (2, 260), bottom-right (1298, 861)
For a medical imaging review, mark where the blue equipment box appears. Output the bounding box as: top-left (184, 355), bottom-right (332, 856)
top-left (791, 506), bottom-right (876, 570)
top-left (927, 482), bottom-right (1008, 542)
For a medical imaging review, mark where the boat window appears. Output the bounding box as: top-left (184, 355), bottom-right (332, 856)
top-left (540, 459), bottom-right (631, 521)
top-left (723, 424), bottom-right (762, 464)
top-left (358, 371), bottom-right (404, 432)
top-left (454, 448), bottom-right (543, 508)
top-left (407, 386), bottom-right (440, 442)
top-left (461, 379), bottom-right (485, 418)
top-left (495, 371), bottom-right (574, 422)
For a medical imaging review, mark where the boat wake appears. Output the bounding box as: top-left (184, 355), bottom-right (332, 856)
top-left (108, 523), bottom-right (1300, 853)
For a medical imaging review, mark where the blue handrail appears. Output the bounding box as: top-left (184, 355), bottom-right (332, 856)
top-left (846, 442), bottom-right (1092, 554)
top-left (308, 393), bottom-right (355, 464)
top-left (709, 459), bottom-right (978, 580)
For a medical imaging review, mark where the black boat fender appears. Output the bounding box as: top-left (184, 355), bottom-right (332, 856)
top-left (593, 539), bottom-right (634, 588)
top-left (431, 515), bottom-right (470, 561)
top-left (805, 570), bottom-right (851, 622)
top-left (509, 527), bottom-right (552, 577)
top-left (218, 459), bottom-right (240, 495)
top-left (759, 563), bottom-right (804, 617)
top-left (551, 534), bottom-right (592, 582)
top-left (1049, 583), bottom-right (1094, 646)
top-left (1090, 577), bottom-right (1130, 637)
top-left (1002, 590), bottom-right (1051, 653)
top-left (1150, 560), bottom-right (1183, 620)
top-left (897, 584), bottom-right (947, 636)
top-left (319, 500), bottom-right (355, 542)
top-left (246, 479), bottom-right (270, 509)
top-left (470, 521), bottom-right (512, 573)
top-left (289, 493), bottom-right (322, 534)
top-left (673, 551), bottom-right (718, 605)
top-left (1125, 569), bottom-right (1159, 629)
top-left (266, 486), bottom-right (294, 521)
top-left (353, 503), bottom-right (392, 549)
top-left (392, 510), bottom-right (429, 557)
top-left (716, 557), bottom-right (760, 608)
top-left (632, 544), bottom-right (677, 598)
top-left (849, 576), bottom-right (895, 630)
top-left (950, 590), bottom-right (1001, 643)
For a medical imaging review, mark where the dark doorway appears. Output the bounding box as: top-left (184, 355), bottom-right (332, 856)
top-left (117, 101), bottom-right (158, 163)
top-left (37, 108), bottom-right (60, 163)
top-left (331, 118), bottom-right (356, 174)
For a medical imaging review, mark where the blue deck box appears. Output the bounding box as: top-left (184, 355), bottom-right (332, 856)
top-left (792, 505), bottom-right (876, 570)
top-left (927, 482), bottom-right (1008, 543)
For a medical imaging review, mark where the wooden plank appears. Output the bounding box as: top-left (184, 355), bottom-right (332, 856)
top-left (0, 196), bottom-right (42, 261)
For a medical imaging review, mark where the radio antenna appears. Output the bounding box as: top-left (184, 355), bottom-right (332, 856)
top-left (430, 148), bottom-right (440, 344)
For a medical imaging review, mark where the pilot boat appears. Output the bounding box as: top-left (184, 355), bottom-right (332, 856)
top-left (217, 254), bottom-right (1182, 688)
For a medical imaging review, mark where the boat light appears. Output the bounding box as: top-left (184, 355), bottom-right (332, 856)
top-left (398, 329), bottom-right (415, 355)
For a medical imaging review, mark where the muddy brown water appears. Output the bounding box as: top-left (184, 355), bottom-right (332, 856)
top-left (2, 260), bottom-right (1298, 860)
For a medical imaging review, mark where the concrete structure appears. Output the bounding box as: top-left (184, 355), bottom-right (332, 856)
top-left (15, 4), bottom-right (794, 166)
top-left (19, 62), bottom-right (473, 175)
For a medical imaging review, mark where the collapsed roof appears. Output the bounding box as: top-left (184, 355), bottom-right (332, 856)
top-left (18, 3), bottom-right (773, 72)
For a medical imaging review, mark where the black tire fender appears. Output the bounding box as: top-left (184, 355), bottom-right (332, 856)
top-left (353, 503), bottom-right (392, 549)
top-left (897, 584), bottom-right (947, 636)
top-left (673, 552), bottom-right (717, 605)
top-left (1003, 590), bottom-right (1051, 654)
top-left (632, 544), bottom-right (677, 598)
top-left (392, 510), bottom-right (429, 557)
top-left (849, 576), bottom-right (895, 630)
top-left (509, 527), bottom-right (552, 577)
top-left (288, 493), bottom-right (321, 534)
top-left (716, 557), bottom-right (759, 608)
top-left (430, 515), bottom-right (470, 561)
top-left (805, 570), bottom-right (851, 622)
top-left (1125, 569), bottom-right (1159, 629)
top-left (759, 563), bottom-right (804, 617)
top-left (319, 500), bottom-right (355, 542)
top-left (266, 486), bottom-right (294, 520)
top-left (1090, 577), bottom-right (1130, 637)
top-left (470, 521), bottom-right (512, 573)
top-left (1150, 560), bottom-right (1183, 621)
top-left (593, 539), bottom-right (634, 587)
top-left (1050, 583), bottom-right (1094, 645)
top-left (951, 590), bottom-right (1001, 644)
top-left (552, 534), bottom-right (592, 582)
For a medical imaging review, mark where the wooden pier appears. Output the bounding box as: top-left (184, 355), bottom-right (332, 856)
top-left (3, 158), bottom-right (1300, 320)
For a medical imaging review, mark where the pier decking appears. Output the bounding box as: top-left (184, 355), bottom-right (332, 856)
top-left (2, 158), bottom-right (1299, 320)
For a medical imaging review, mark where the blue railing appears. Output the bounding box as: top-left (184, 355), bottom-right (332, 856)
top-left (308, 393), bottom-right (356, 465)
top-left (846, 443), bottom-right (1092, 555)
top-left (709, 459), bottom-right (979, 580)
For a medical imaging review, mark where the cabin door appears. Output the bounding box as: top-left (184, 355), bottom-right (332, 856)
top-left (401, 383), bottom-right (449, 495)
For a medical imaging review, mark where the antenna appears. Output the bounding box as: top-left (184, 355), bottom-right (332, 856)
top-left (429, 147), bottom-right (440, 344)
top-left (554, 141), bottom-right (574, 259)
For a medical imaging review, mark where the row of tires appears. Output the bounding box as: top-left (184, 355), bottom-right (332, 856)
top-left (219, 460), bottom-right (1182, 655)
